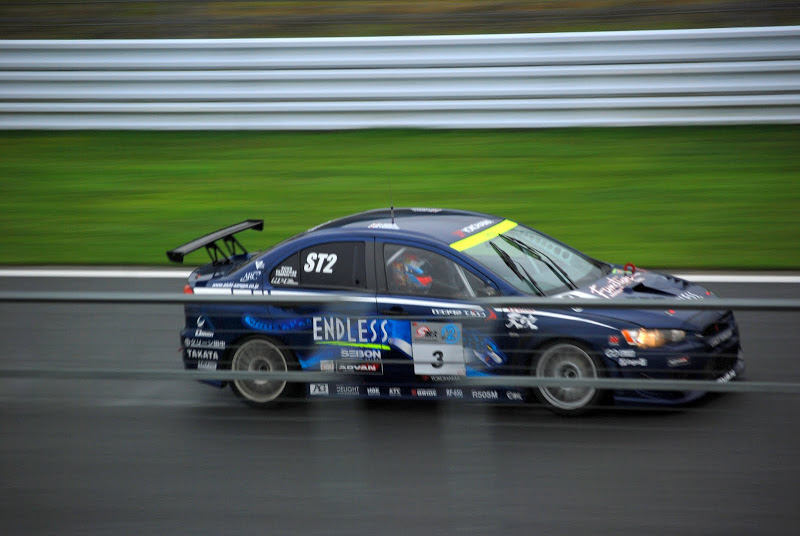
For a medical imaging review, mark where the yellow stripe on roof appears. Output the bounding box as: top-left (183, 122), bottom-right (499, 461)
top-left (449, 219), bottom-right (518, 252)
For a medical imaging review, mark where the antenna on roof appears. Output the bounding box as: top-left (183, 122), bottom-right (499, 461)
top-left (388, 175), bottom-right (395, 224)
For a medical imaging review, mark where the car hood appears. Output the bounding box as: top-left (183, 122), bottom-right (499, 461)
top-left (557, 269), bottom-right (723, 330)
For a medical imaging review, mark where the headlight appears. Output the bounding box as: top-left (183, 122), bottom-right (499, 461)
top-left (621, 328), bottom-right (686, 348)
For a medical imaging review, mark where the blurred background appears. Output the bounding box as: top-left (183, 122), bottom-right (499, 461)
top-left (1, 0), bottom-right (799, 38)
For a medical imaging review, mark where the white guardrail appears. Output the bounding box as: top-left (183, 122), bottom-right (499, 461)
top-left (1, 25), bottom-right (800, 129)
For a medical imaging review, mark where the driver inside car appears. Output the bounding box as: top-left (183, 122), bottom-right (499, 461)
top-left (388, 251), bottom-right (435, 294)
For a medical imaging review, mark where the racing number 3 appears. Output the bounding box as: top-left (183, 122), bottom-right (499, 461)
top-left (432, 350), bottom-right (444, 369)
top-left (304, 253), bottom-right (337, 273)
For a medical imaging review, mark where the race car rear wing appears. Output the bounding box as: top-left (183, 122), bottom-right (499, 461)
top-left (166, 219), bottom-right (263, 264)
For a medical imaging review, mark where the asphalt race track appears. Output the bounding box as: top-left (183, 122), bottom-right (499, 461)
top-left (1, 274), bottom-right (799, 535)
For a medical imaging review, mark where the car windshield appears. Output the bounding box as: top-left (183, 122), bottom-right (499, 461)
top-left (460, 225), bottom-right (610, 295)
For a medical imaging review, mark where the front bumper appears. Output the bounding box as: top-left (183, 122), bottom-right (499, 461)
top-left (613, 350), bottom-right (745, 406)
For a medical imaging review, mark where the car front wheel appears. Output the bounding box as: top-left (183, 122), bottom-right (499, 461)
top-left (230, 337), bottom-right (296, 407)
top-left (533, 342), bottom-right (606, 415)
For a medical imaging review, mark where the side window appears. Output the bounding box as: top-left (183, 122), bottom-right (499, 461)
top-left (271, 242), bottom-right (367, 290)
top-left (460, 266), bottom-right (498, 297)
top-left (269, 253), bottom-right (300, 287)
top-left (384, 244), bottom-right (495, 299)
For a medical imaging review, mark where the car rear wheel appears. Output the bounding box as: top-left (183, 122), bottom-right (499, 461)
top-left (230, 337), bottom-right (296, 407)
top-left (533, 342), bottom-right (605, 415)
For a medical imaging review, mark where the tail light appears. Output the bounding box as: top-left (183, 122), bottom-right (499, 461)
top-left (183, 284), bottom-right (193, 294)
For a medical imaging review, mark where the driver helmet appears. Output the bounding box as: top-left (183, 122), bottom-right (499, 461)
top-left (390, 252), bottom-right (433, 292)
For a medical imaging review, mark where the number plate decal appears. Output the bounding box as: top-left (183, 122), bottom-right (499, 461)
top-left (411, 321), bottom-right (466, 376)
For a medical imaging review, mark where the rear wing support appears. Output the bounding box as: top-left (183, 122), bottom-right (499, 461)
top-left (166, 220), bottom-right (264, 264)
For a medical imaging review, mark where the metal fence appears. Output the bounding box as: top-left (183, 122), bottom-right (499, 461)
top-left (1, 25), bottom-right (799, 129)
top-left (2, 290), bottom-right (799, 394)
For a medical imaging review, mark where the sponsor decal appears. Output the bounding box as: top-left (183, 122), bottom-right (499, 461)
top-left (335, 360), bottom-right (383, 375)
top-left (471, 390), bottom-right (499, 400)
top-left (605, 349), bottom-right (636, 358)
top-left (368, 222), bottom-right (400, 230)
top-left (197, 360), bottom-right (217, 370)
top-left (310, 383), bottom-right (329, 396)
top-left (271, 265), bottom-right (298, 285)
top-left (271, 277), bottom-right (298, 286)
top-left (668, 356), bottom-right (690, 367)
top-left (588, 273), bottom-right (646, 299)
top-left (255, 260), bottom-right (265, 270)
top-left (445, 388), bottom-right (464, 398)
top-left (608, 335), bottom-right (620, 346)
top-left (367, 387), bottom-right (381, 396)
top-left (412, 388), bottom-right (437, 397)
top-left (415, 324), bottom-right (437, 339)
top-left (274, 265), bottom-right (297, 278)
top-left (244, 316), bottom-right (313, 333)
top-left (389, 387), bottom-right (402, 396)
top-left (313, 317), bottom-right (390, 345)
top-left (716, 369), bottom-right (737, 383)
top-left (506, 391), bottom-right (523, 401)
top-left (677, 291), bottom-right (703, 300)
top-left (304, 252), bottom-right (337, 274)
top-left (707, 327), bottom-right (734, 348)
top-left (211, 281), bottom-right (261, 290)
top-left (452, 219), bottom-right (495, 238)
top-left (239, 270), bottom-right (261, 283)
top-left (184, 338), bottom-right (225, 350)
top-left (233, 282), bottom-right (260, 290)
top-left (505, 312), bottom-right (538, 331)
top-left (336, 385), bottom-right (360, 396)
top-left (618, 357), bottom-right (648, 367)
top-left (413, 322), bottom-right (461, 344)
top-left (194, 316), bottom-right (214, 337)
top-left (429, 375), bottom-right (464, 381)
top-left (340, 348), bottom-right (382, 360)
top-left (494, 307), bottom-right (538, 314)
top-left (410, 208), bottom-right (442, 213)
top-left (320, 360), bottom-right (335, 371)
top-left (187, 348), bottom-right (219, 360)
top-left (430, 308), bottom-right (487, 318)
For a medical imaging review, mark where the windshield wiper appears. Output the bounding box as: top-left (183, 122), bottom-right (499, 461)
top-left (499, 234), bottom-right (577, 290)
top-left (489, 242), bottom-right (545, 296)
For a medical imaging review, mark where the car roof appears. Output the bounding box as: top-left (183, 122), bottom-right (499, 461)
top-left (308, 207), bottom-right (507, 247)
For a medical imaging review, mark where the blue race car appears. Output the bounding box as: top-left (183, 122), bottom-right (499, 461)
top-left (167, 208), bottom-right (744, 415)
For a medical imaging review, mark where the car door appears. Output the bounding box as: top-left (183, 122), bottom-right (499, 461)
top-left (261, 239), bottom-right (379, 397)
top-left (375, 240), bottom-right (512, 400)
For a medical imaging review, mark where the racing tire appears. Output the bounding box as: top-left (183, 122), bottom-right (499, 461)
top-left (229, 337), bottom-right (299, 408)
top-left (531, 341), bottom-right (606, 416)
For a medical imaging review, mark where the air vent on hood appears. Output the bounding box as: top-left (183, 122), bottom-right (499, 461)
top-left (628, 283), bottom-right (673, 296)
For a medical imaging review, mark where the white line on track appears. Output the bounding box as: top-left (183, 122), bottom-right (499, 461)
top-left (0, 268), bottom-right (798, 283)
top-left (0, 269), bottom-right (191, 278)
top-left (675, 274), bottom-right (800, 283)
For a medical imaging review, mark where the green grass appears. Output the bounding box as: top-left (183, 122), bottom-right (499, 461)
top-left (1, 127), bottom-right (798, 269)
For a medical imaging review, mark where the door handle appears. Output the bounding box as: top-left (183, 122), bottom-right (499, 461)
top-left (380, 306), bottom-right (406, 316)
